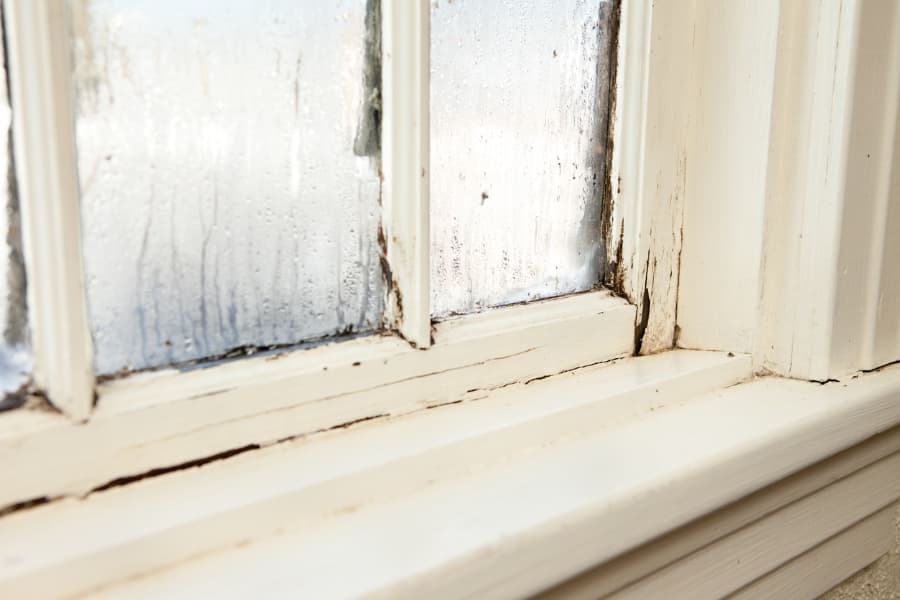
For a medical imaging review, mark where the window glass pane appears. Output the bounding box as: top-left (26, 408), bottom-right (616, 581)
top-left (68, 0), bottom-right (384, 374)
top-left (430, 0), bottom-right (615, 317)
top-left (0, 26), bottom-right (29, 403)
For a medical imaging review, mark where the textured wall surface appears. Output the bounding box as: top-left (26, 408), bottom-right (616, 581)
top-left (820, 502), bottom-right (900, 599)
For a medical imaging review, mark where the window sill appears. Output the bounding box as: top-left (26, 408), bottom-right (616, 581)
top-left (3, 351), bottom-right (900, 598)
top-left (0, 290), bottom-right (634, 509)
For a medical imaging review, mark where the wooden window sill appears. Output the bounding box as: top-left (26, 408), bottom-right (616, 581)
top-left (3, 351), bottom-right (900, 598)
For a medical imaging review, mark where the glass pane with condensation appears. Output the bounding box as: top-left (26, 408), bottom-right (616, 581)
top-left (430, 0), bottom-right (615, 317)
top-left (0, 28), bottom-right (30, 406)
top-left (68, 0), bottom-right (384, 375)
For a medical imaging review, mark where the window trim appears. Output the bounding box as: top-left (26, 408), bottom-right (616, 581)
top-left (6, 0), bottom-right (94, 420)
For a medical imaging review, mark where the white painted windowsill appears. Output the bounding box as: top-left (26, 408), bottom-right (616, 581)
top-left (3, 350), bottom-right (900, 598)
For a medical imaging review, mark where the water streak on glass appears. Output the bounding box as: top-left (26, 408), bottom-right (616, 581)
top-left (430, 0), bottom-right (615, 317)
top-left (68, 0), bottom-right (384, 374)
top-left (0, 24), bottom-right (30, 401)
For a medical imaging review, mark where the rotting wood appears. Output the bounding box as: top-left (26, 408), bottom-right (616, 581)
top-left (638, 149), bottom-right (689, 354)
top-left (601, 0), bottom-right (692, 356)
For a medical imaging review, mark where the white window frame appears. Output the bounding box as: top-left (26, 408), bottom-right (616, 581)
top-left (4, 0), bottom-right (900, 597)
top-left (0, 0), bottom-right (668, 501)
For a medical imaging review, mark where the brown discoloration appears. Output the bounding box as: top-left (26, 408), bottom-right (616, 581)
top-left (13, 387), bottom-right (63, 414)
top-left (97, 341), bottom-right (299, 383)
top-left (603, 220), bottom-right (626, 296)
top-left (425, 399), bottom-right (464, 410)
top-left (634, 286), bottom-right (651, 354)
top-left (327, 413), bottom-right (388, 430)
top-left (638, 151), bottom-right (688, 355)
top-left (600, 0), bottom-right (624, 297)
top-left (0, 496), bottom-right (51, 519)
top-left (376, 222), bottom-right (403, 333)
top-left (91, 444), bottom-right (261, 493)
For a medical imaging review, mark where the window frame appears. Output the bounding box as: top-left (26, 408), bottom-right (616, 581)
top-left (0, 0), bottom-right (662, 500)
top-left (3, 0), bottom-right (900, 595)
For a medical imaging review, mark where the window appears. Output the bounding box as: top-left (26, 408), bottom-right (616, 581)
top-left (4, 1), bottom-right (900, 597)
top-left (0, 0), bottom-right (636, 485)
top-left (68, 0), bottom-right (385, 374)
top-left (1, 0), bottom-right (625, 416)
top-left (5, 0), bottom-right (625, 383)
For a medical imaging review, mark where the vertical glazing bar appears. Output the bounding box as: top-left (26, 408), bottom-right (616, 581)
top-left (5, 0), bottom-right (94, 419)
top-left (381, 0), bottom-right (431, 348)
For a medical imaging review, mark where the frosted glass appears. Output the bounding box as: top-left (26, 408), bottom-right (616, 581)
top-left (0, 27), bottom-right (31, 404)
top-left (68, 0), bottom-right (384, 374)
top-left (430, 0), bottom-right (615, 317)
top-left (0, 29), bottom-right (29, 404)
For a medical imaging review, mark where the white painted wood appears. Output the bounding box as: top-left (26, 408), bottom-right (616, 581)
top-left (731, 506), bottom-right (895, 600)
top-left (674, 1), bottom-right (780, 355)
top-left (664, 0), bottom-right (900, 376)
top-left (610, 0), bottom-right (695, 353)
top-left (612, 453), bottom-right (900, 599)
top-left (0, 351), bottom-right (750, 599)
top-left (752, 0), bottom-right (900, 379)
top-left (4, 0), bottom-right (95, 419)
top-left (8, 358), bottom-right (900, 600)
top-left (830, 0), bottom-right (900, 373)
top-left (432, 291), bottom-right (628, 345)
top-left (538, 426), bottom-right (900, 599)
top-left (381, 0), bottom-right (430, 347)
top-left (0, 291), bottom-right (634, 508)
